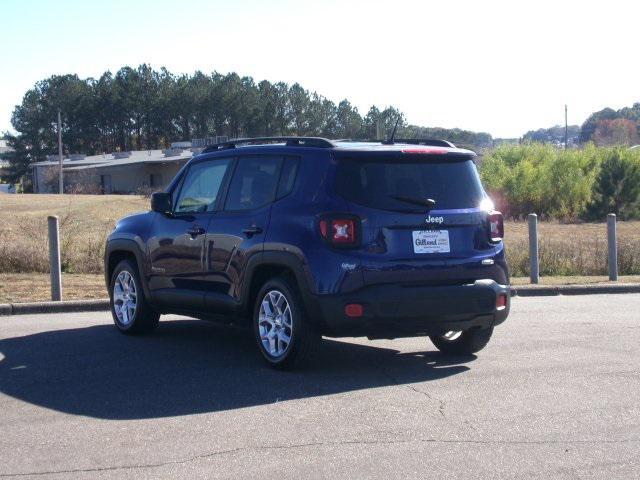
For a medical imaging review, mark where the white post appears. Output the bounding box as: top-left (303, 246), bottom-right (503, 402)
top-left (48, 216), bottom-right (62, 301)
top-left (607, 213), bottom-right (618, 281)
top-left (528, 213), bottom-right (539, 284)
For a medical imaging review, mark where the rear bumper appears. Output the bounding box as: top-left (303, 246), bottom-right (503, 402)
top-left (311, 279), bottom-right (510, 339)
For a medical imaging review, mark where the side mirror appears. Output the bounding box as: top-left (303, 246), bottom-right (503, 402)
top-left (151, 192), bottom-right (172, 214)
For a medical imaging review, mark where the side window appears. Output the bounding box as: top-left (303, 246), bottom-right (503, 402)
top-left (276, 157), bottom-right (299, 198)
top-left (174, 159), bottom-right (232, 214)
top-left (225, 156), bottom-right (282, 211)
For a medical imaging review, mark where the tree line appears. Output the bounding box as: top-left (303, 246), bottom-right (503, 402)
top-left (1, 64), bottom-right (493, 186)
top-left (522, 125), bottom-right (581, 146)
top-left (580, 103), bottom-right (640, 145)
top-left (512, 102), bottom-right (640, 147)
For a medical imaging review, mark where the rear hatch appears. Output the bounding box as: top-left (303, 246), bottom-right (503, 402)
top-left (334, 149), bottom-right (496, 286)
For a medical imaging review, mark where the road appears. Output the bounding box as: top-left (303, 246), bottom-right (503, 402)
top-left (0, 295), bottom-right (639, 479)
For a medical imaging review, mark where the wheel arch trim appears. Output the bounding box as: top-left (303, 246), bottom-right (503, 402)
top-left (241, 251), bottom-right (320, 323)
top-left (104, 238), bottom-right (151, 299)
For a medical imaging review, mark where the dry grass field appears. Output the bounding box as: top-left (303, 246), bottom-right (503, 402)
top-left (0, 273), bottom-right (106, 303)
top-left (0, 194), bottom-right (148, 274)
top-left (504, 221), bottom-right (640, 276)
top-left (1, 195), bottom-right (640, 298)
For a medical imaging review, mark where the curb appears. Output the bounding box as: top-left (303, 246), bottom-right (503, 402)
top-left (0, 299), bottom-right (109, 316)
top-left (511, 283), bottom-right (640, 297)
top-left (1, 284), bottom-right (639, 316)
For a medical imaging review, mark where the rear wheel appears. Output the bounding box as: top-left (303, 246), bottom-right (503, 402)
top-left (253, 277), bottom-right (319, 369)
top-left (109, 259), bottom-right (159, 334)
top-left (429, 327), bottom-right (493, 355)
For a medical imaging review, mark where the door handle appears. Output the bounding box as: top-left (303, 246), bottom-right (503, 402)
top-left (187, 226), bottom-right (205, 238)
top-left (242, 226), bottom-right (263, 237)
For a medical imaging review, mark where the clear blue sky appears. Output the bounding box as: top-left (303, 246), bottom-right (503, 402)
top-left (1, 0), bottom-right (639, 138)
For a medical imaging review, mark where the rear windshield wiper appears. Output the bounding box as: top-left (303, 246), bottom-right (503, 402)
top-left (389, 195), bottom-right (437, 209)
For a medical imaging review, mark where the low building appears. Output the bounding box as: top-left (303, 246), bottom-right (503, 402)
top-left (31, 137), bottom-right (227, 194)
top-left (32, 148), bottom-right (195, 194)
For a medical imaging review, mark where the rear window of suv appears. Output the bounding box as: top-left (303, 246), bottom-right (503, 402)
top-left (335, 156), bottom-right (484, 211)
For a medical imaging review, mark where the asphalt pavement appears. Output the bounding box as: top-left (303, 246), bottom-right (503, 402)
top-left (0, 295), bottom-right (639, 479)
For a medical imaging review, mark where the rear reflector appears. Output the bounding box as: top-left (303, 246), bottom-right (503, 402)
top-left (345, 304), bottom-right (364, 318)
top-left (496, 294), bottom-right (507, 310)
top-left (332, 219), bottom-right (356, 244)
top-left (319, 216), bottom-right (359, 246)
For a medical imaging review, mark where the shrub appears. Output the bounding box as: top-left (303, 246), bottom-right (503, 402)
top-left (585, 148), bottom-right (640, 220)
top-left (480, 143), bottom-right (597, 220)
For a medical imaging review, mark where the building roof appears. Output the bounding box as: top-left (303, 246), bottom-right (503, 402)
top-left (32, 149), bottom-right (194, 171)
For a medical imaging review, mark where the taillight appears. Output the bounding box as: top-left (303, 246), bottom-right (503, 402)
top-left (319, 216), bottom-right (360, 247)
top-left (401, 148), bottom-right (448, 155)
top-left (488, 211), bottom-right (504, 243)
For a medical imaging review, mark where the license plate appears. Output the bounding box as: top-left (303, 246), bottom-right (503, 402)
top-left (413, 230), bottom-right (450, 254)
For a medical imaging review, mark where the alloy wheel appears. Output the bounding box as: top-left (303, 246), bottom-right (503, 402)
top-left (258, 290), bottom-right (293, 359)
top-left (113, 270), bottom-right (137, 326)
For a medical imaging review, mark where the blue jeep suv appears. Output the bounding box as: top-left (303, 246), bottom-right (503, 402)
top-left (105, 137), bottom-right (510, 368)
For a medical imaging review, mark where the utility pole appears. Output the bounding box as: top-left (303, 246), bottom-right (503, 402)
top-left (564, 104), bottom-right (568, 149)
top-left (58, 109), bottom-right (64, 194)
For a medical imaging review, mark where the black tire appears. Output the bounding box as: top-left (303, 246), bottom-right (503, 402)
top-left (252, 276), bottom-right (319, 369)
top-left (429, 327), bottom-right (494, 355)
top-left (109, 259), bottom-right (159, 334)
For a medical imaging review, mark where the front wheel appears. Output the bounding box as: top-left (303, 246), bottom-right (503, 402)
top-left (109, 259), bottom-right (159, 334)
top-left (253, 277), bottom-right (319, 369)
top-left (429, 327), bottom-right (494, 355)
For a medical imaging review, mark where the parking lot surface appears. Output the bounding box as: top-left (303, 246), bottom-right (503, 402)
top-left (1, 294), bottom-right (639, 479)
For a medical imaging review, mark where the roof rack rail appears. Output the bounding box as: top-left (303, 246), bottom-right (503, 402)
top-left (201, 136), bottom-right (335, 153)
top-left (393, 139), bottom-right (456, 148)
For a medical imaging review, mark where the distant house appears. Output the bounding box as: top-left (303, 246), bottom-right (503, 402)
top-left (30, 137), bottom-right (226, 194)
top-left (31, 149), bottom-right (193, 194)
